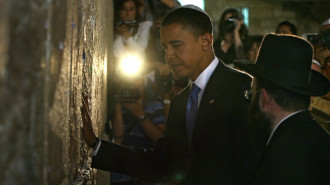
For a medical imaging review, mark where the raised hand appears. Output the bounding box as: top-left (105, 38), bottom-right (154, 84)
top-left (80, 92), bottom-right (97, 148)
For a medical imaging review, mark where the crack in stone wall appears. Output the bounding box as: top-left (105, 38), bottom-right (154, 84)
top-left (0, 0), bottom-right (113, 184)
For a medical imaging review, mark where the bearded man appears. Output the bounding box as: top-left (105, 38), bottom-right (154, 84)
top-left (235, 33), bottom-right (330, 185)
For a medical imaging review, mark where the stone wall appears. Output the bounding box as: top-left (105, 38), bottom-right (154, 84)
top-left (0, 0), bottom-right (113, 184)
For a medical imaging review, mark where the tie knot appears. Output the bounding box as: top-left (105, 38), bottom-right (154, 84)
top-left (190, 83), bottom-right (201, 97)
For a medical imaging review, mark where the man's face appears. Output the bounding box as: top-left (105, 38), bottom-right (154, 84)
top-left (160, 23), bottom-right (205, 80)
top-left (248, 79), bottom-right (272, 144)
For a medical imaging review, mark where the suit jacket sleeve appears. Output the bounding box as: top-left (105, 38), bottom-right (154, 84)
top-left (91, 137), bottom-right (171, 181)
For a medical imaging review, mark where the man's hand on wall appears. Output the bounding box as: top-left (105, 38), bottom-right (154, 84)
top-left (81, 92), bottom-right (97, 148)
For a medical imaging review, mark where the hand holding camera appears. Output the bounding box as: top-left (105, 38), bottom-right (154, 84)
top-left (221, 16), bottom-right (241, 34)
top-left (233, 19), bottom-right (242, 34)
top-left (116, 24), bottom-right (131, 39)
top-left (123, 99), bottom-right (145, 119)
top-left (116, 20), bottom-right (137, 39)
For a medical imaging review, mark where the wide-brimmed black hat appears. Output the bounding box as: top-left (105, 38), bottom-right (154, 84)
top-left (234, 33), bottom-right (329, 96)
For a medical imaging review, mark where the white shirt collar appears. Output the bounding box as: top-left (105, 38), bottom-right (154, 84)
top-left (190, 57), bottom-right (218, 90)
top-left (266, 109), bottom-right (305, 145)
top-left (189, 57), bottom-right (219, 106)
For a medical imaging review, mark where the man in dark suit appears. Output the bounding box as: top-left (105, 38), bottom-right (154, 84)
top-left (235, 33), bottom-right (330, 185)
top-left (81, 5), bottom-right (259, 184)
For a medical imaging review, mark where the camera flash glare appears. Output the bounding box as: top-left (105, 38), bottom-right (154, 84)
top-left (119, 54), bottom-right (143, 77)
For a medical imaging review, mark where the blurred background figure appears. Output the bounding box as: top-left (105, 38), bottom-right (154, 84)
top-left (113, 0), bottom-right (152, 68)
top-left (142, 0), bottom-right (181, 76)
top-left (310, 18), bottom-right (330, 122)
top-left (245, 35), bottom-right (263, 63)
top-left (275, 20), bottom-right (298, 35)
top-left (111, 1), bottom-right (161, 183)
top-left (214, 8), bottom-right (249, 66)
top-left (111, 74), bottom-right (167, 185)
top-left (137, 0), bottom-right (181, 22)
top-left (110, 69), bottom-right (187, 184)
top-left (320, 18), bottom-right (330, 31)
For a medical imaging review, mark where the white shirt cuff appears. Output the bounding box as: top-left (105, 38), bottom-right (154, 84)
top-left (92, 139), bottom-right (101, 156)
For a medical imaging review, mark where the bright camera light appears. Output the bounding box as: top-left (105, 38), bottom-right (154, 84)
top-left (119, 54), bottom-right (143, 77)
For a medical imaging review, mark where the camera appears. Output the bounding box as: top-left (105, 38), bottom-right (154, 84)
top-left (117, 20), bottom-right (137, 26)
top-left (303, 30), bottom-right (330, 50)
top-left (115, 87), bottom-right (140, 102)
top-left (305, 33), bottom-right (319, 46)
top-left (221, 16), bottom-right (239, 33)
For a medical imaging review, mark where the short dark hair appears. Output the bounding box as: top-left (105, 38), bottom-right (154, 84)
top-left (256, 78), bottom-right (310, 112)
top-left (162, 8), bottom-right (213, 38)
top-left (276, 21), bottom-right (298, 35)
top-left (245, 35), bottom-right (263, 52)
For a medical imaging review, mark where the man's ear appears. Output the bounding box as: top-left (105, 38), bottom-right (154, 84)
top-left (201, 33), bottom-right (213, 50)
top-left (259, 88), bottom-right (272, 111)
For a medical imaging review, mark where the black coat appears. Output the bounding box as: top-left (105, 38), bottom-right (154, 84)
top-left (92, 60), bottom-right (260, 184)
top-left (255, 110), bottom-right (330, 185)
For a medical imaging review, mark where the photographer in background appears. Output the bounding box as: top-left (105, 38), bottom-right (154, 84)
top-left (111, 1), bottom-right (161, 183)
top-left (275, 21), bottom-right (297, 35)
top-left (245, 35), bottom-right (263, 63)
top-left (111, 73), bottom-right (168, 184)
top-left (113, 0), bottom-right (152, 64)
top-left (138, 0), bottom-right (181, 22)
top-left (214, 8), bottom-right (248, 66)
top-left (142, 0), bottom-right (181, 78)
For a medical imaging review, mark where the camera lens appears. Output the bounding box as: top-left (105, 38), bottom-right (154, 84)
top-left (122, 89), bottom-right (132, 98)
top-left (118, 88), bottom-right (140, 102)
top-left (222, 19), bottom-right (236, 33)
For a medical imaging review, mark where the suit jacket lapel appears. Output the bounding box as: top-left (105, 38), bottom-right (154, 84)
top-left (191, 61), bottom-right (228, 147)
top-left (171, 85), bottom-right (190, 147)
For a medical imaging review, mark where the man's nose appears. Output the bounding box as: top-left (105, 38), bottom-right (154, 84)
top-left (165, 47), bottom-right (175, 60)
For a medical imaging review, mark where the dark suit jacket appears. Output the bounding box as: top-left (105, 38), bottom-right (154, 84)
top-left (255, 110), bottom-right (330, 185)
top-left (92, 60), bottom-right (260, 184)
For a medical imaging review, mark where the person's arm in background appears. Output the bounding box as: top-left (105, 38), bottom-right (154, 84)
top-left (113, 24), bottom-right (132, 58)
top-left (159, 0), bottom-right (175, 8)
top-left (315, 44), bottom-right (330, 100)
top-left (126, 21), bottom-right (153, 53)
top-left (112, 102), bottom-right (125, 144)
top-left (233, 20), bottom-right (246, 60)
top-left (322, 64), bottom-right (330, 100)
top-left (124, 99), bottom-right (166, 142)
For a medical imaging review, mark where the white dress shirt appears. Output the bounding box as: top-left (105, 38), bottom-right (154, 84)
top-left (190, 57), bottom-right (219, 107)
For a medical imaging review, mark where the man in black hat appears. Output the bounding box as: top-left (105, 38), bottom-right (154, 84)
top-left (81, 4), bottom-right (260, 185)
top-left (235, 33), bottom-right (330, 185)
